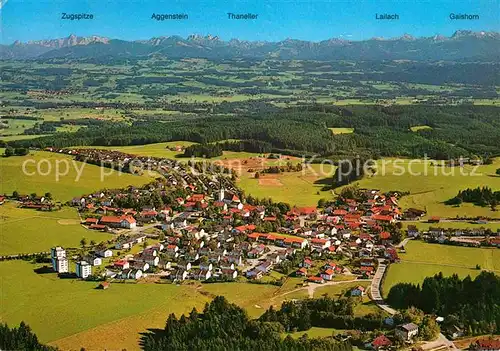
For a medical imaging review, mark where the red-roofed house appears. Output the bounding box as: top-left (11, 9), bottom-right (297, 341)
top-left (99, 215), bottom-right (136, 229)
top-left (333, 209), bottom-right (347, 216)
top-left (320, 268), bottom-right (335, 281)
top-left (189, 194), bottom-right (205, 203)
top-left (307, 276), bottom-right (325, 284)
top-left (296, 267), bottom-right (308, 277)
top-left (372, 214), bottom-right (395, 223)
top-left (380, 232), bottom-right (391, 240)
top-left (284, 237), bottom-right (308, 249)
top-left (470, 338), bottom-right (500, 351)
top-left (370, 335), bottom-right (392, 350)
top-left (85, 218), bottom-right (98, 225)
top-left (114, 259), bottom-right (129, 270)
top-left (310, 238), bottom-right (331, 250)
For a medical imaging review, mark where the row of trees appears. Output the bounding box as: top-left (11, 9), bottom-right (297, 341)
top-left (3, 147), bottom-right (29, 157)
top-left (387, 271), bottom-right (500, 335)
top-left (445, 186), bottom-right (500, 209)
top-left (0, 322), bottom-right (56, 351)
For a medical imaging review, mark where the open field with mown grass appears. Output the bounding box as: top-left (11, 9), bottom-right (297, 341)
top-left (329, 127), bottom-right (355, 135)
top-left (0, 261), bottom-right (209, 350)
top-left (0, 150), bottom-right (153, 202)
top-left (0, 134), bottom-right (45, 141)
top-left (382, 262), bottom-right (481, 298)
top-left (200, 282), bottom-right (282, 318)
top-left (0, 202), bottom-right (111, 255)
top-left (347, 157), bottom-right (500, 219)
top-left (399, 240), bottom-right (500, 271)
top-left (410, 125), bottom-right (433, 132)
top-left (238, 163), bottom-right (335, 207)
top-left (382, 240), bottom-right (500, 297)
top-left (285, 327), bottom-right (342, 339)
top-left (78, 142), bottom-right (261, 162)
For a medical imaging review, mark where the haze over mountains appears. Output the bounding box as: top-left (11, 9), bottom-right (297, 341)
top-left (1, 31), bottom-right (499, 61)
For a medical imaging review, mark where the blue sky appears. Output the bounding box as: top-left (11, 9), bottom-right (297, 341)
top-left (1, 0), bottom-right (499, 44)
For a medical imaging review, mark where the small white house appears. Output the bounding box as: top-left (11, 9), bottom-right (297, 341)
top-left (200, 262), bottom-right (213, 271)
top-left (97, 249), bottom-right (113, 258)
top-left (121, 269), bottom-right (143, 280)
top-left (395, 323), bottom-right (419, 342)
top-left (350, 286), bottom-right (366, 296)
top-left (76, 261), bottom-right (92, 279)
top-left (84, 256), bottom-right (102, 266)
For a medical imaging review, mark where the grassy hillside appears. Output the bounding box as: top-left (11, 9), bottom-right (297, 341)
top-left (0, 150), bottom-right (153, 202)
top-left (0, 261), bottom-right (207, 348)
top-left (349, 157), bottom-right (500, 219)
top-left (0, 202), bottom-right (110, 255)
top-left (382, 240), bottom-right (500, 297)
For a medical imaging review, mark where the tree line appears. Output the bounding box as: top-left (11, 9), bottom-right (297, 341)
top-left (142, 296), bottom-right (353, 351)
top-left (386, 271), bottom-right (500, 335)
top-left (0, 322), bottom-right (56, 351)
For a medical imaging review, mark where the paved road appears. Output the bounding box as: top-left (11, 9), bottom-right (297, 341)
top-left (395, 237), bottom-right (412, 248)
top-left (370, 258), bottom-right (397, 315)
top-left (421, 333), bottom-right (457, 350)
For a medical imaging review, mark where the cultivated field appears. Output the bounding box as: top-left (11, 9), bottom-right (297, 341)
top-left (0, 202), bottom-right (110, 255)
top-left (0, 150), bottom-right (153, 202)
top-left (238, 163), bottom-right (335, 207)
top-left (382, 240), bottom-right (500, 296)
top-left (382, 262), bottom-right (481, 297)
top-left (0, 261), bottom-right (208, 350)
top-left (348, 157), bottom-right (500, 219)
top-left (398, 240), bottom-right (500, 271)
top-left (329, 128), bottom-right (355, 135)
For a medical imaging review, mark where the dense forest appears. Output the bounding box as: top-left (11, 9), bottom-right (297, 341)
top-left (386, 272), bottom-right (500, 335)
top-left (142, 296), bottom-right (353, 351)
top-left (0, 322), bottom-right (56, 351)
top-left (445, 186), bottom-right (500, 209)
top-left (8, 105), bottom-right (500, 160)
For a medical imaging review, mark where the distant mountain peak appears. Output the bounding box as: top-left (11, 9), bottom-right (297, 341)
top-left (23, 34), bottom-right (109, 49)
top-left (398, 33), bottom-right (415, 41)
top-left (2, 31), bottom-right (498, 61)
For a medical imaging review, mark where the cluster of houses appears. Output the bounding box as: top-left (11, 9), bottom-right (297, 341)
top-left (15, 195), bottom-right (55, 211)
top-left (409, 225), bottom-right (500, 247)
top-left (40, 149), bottom-right (499, 287)
top-left (52, 183), bottom-right (415, 284)
top-left (367, 323), bottom-right (419, 350)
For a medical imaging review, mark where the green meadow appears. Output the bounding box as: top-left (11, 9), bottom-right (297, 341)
top-left (329, 127), bottom-right (355, 135)
top-left (410, 125), bottom-right (433, 132)
top-left (0, 150), bottom-right (153, 202)
top-left (0, 261), bottom-right (207, 349)
top-left (382, 262), bottom-right (481, 297)
top-left (0, 202), bottom-right (111, 255)
top-left (238, 163), bottom-right (336, 207)
top-left (382, 240), bottom-right (500, 297)
top-left (399, 240), bottom-right (500, 271)
top-left (78, 142), bottom-right (260, 161)
top-left (349, 157), bottom-right (500, 219)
